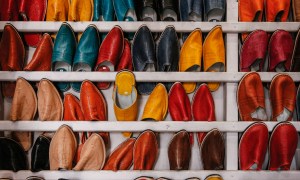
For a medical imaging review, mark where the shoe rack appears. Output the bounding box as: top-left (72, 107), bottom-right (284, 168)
top-left (0, 0), bottom-right (300, 179)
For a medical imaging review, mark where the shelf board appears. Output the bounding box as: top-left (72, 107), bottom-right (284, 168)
top-left (0, 72), bottom-right (299, 82)
top-left (0, 121), bottom-right (299, 132)
top-left (0, 22), bottom-right (299, 32)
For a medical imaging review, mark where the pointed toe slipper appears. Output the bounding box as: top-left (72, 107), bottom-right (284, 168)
top-left (266, 0), bottom-right (290, 22)
top-left (63, 93), bottom-right (84, 121)
top-left (117, 39), bottom-right (133, 71)
top-left (291, 28), bottom-right (300, 72)
top-left (204, 0), bottom-right (225, 21)
top-left (31, 135), bottom-right (50, 172)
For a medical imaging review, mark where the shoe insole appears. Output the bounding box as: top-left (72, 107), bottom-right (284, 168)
top-left (144, 63), bottom-right (155, 72)
top-left (250, 59), bottom-right (262, 72)
top-left (207, 62), bottom-right (224, 72)
top-left (162, 9), bottom-right (177, 21)
top-left (73, 63), bottom-right (91, 72)
top-left (125, 9), bottom-right (137, 21)
top-left (98, 61), bottom-right (114, 71)
top-left (186, 64), bottom-right (201, 72)
top-left (250, 163), bottom-right (258, 170)
top-left (189, 12), bottom-right (202, 21)
top-left (275, 61), bottom-right (287, 72)
top-left (142, 7), bottom-right (157, 21)
top-left (251, 107), bottom-right (267, 121)
top-left (54, 61), bottom-right (71, 72)
top-left (207, 9), bottom-right (225, 22)
top-left (115, 87), bottom-right (137, 109)
top-left (276, 108), bottom-right (291, 122)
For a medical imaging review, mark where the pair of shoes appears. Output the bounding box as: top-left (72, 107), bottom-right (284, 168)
top-left (10, 78), bottom-right (63, 151)
top-left (240, 30), bottom-right (294, 72)
top-left (180, 26), bottom-right (225, 93)
top-left (95, 26), bottom-right (133, 90)
top-left (179, 0), bottom-right (225, 22)
top-left (104, 130), bottom-right (158, 170)
top-left (63, 80), bottom-right (109, 146)
top-left (132, 25), bottom-right (180, 94)
top-left (0, 24), bottom-right (52, 97)
top-left (237, 72), bottom-right (296, 121)
top-left (113, 70), bottom-right (138, 137)
top-left (168, 129), bottom-right (225, 171)
top-left (52, 22), bottom-right (100, 92)
top-left (169, 82), bottom-right (215, 144)
top-left (239, 121), bottom-right (298, 170)
top-left (49, 125), bottom-right (106, 170)
top-left (0, 0), bottom-right (46, 46)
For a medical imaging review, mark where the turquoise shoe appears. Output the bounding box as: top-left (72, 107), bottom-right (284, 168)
top-left (113, 0), bottom-right (137, 39)
top-left (71, 25), bottom-right (101, 92)
top-left (52, 22), bottom-right (77, 92)
top-left (93, 0), bottom-right (114, 39)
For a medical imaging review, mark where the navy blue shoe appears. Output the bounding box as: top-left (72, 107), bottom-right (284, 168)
top-left (204, 0), bottom-right (226, 21)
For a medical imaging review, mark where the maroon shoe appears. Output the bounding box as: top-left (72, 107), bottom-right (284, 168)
top-left (0, 0), bottom-right (19, 21)
top-left (95, 26), bottom-right (124, 89)
top-left (240, 30), bottom-right (268, 72)
top-left (268, 30), bottom-right (294, 72)
top-left (117, 39), bottom-right (133, 71)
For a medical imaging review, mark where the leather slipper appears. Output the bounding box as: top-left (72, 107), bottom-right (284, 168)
top-left (205, 175), bottom-right (224, 180)
top-left (293, 0), bottom-right (300, 21)
top-left (291, 28), bottom-right (300, 72)
top-left (159, 0), bottom-right (178, 21)
top-left (31, 135), bottom-right (50, 172)
top-left (204, 0), bottom-right (225, 21)
top-left (239, 122), bottom-right (268, 170)
top-left (266, 0), bottom-right (290, 22)
top-left (63, 93), bottom-right (84, 121)
top-left (103, 138), bottom-right (136, 171)
top-left (136, 0), bottom-right (158, 21)
top-left (237, 72), bottom-right (267, 121)
top-left (0, 0), bottom-right (19, 20)
top-left (117, 39), bottom-right (133, 71)
top-left (270, 73), bottom-right (296, 121)
top-left (240, 30), bottom-right (268, 72)
top-left (269, 122), bottom-right (298, 170)
top-left (93, 0), bottom-right (114, 21)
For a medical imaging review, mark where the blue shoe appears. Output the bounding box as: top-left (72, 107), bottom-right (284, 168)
top-left (71, 25), bottom-right (101, 92)
top-left (52, 22), bottom-right (76, 92)
top-left (159, 0), bottom-right (178, 21)
top-left (93, 0), bottom-right (114, 39)
top-left (204, 0), bottom-right (225, 21)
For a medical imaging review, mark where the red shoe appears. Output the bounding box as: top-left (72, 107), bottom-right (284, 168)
top-left (0, 0), bottom-right (19, 21)
top-left (269, 122), bottom-right (298, 170)
top-left (95, 26), bottom-right (124, 89)
top-left (239, 122), bottom-right (268, 170)
top-left (117, 39), bottom-right (133, 71)
top-left (63, 93), bottom-right (84, 121)
top-left (266, 0), bottom-right (290, 22)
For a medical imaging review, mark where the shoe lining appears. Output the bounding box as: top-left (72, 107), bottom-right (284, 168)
top-left (207, 62), bottom-right (224, 72)
top-left (98, 61), bottom-right (114, 71)
top-left (73, 63), bottom-right (91, 72)
top-left (115, 87), bottom-right (137, 109)
top-left (189, 12), bottom-right (202, 22)
top-left (142, 7), bottom-right (157, 21)
top-left (53, 62), bottom-right (71, 72)
top-left (162, 9), bottom-right (177, 21)
top-left (250, 163), bottom-right (258, 170)
top-left (144, 63), bottom-right (155, 72)
top-left (207, 9), bottom-right (225, 22)
top-left (275, 62), bottom-right (287, 72)
top-left (250, 59), bottom-right (262, 72)
top-left (125, 9), bottom-right (137, 21)
top-left (276, 108), bottom-right (291, 122)
top-left (251, 107), bottom-right (267, 121)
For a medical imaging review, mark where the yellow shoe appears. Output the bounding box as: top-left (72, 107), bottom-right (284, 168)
top-left (142, 83), bottom-right (168, 121)
top-left (205, 175), bottom-right (223, 180)
top-left (203, 25), bottom-right (225, 92)
top-left (68, 0), bottom-right (94, 40)
top-left (113, 70), bottom-right (138, 137)
top-left (179, 29), bottom-right (202, 93)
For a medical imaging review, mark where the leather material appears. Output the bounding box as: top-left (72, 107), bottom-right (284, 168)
top-left (37, 79), bottom-right (63, 121)
top-left (204, 0), bottom-right (225, 21)
top-left (135, 0), bottom-right (158, 21)
top-left (10, 78), bottom-right (37, 151)
top-left (142, 83), bottom-right (168, 121)
top-left (200, 129), bottom-right (225, 170)
top-left (0, 0), bottom-right (19, 20)
top-left (135, 177), bottom-right (154, 180)
top-left (0, 137), bottom-right (28, 171)
top-left (69, 0), bottom-right (93, 21)
top-left (270, 74), bottom-right (296, 121)
top-left (113, 70), bottom-right (138, 137)
top-left (73, 133), bottom-right (106, 170)
top-left (93, 0), bottom-right (114, 21)
top-left (80, 80), bottom-right (109, 145)
top-left (31, 135), bottom-right (50, 172)
top-left (293, 0), bottom-right (300, 21)
top-left (168, 130), bottom-right (191, 170)
top-left (95, 26), bottom-right (124, 90)
top-left (117, 39), bottom-right (133, 71)
top-left (239, 0), bottom-right (264, 22)
top-left (269, 122), bottom-right (298, 170)
top-left (292, 28), bottom-right (300, 72)
top-left (113, 0), bottom-right (136, 21)
top-left (240, 30), bottom-right (268, 72)
top-left (179, 29), bottom-right (202, 93)
top-left (133, 130), bottom-right (158, 170)
top-left (266, 0), bottom-right (290, 22)
top-left (237, 72), bottom-right (266, 121)
top-left (239, 122), bottom-right (268, 170)
top-left (19, 0), bottom-right (47, 47)
top-left (49, 125), bottom-right (77, 170)
top-left (192, 84), bottom-right (216, 144)
top-left (157, 26), bottom-right (180, 90)
top-left (168, 82), bottom-right (193, 144)
top-left (46, 0), bottom-right (70, 21)
top-left (297, 85), bottom-right (300, 120)
top-left (268, 30), bottom-right (293, 72)
top-left (103, 138), bottom-right (136, 170)
top-left (132, 25), bottom-right (156, 95)
top-left (0, 24), bottom-right (25, 98)
top-left (72, 25), bottom-right (100, 92)
top-left (63, 93), bottom-right (84, 121)
top-left (204, 175), bottom-right (223, 180)
top-left (203, 25), bottom-right (225, 91)
top-left (52, 22), bottom-right (76, 92)
top-left (179, 0), bottom-right (202, 21)
top-left (24, 33), bottom-right (53, 71)
top-left (158, 0), bottom-right (178, 21)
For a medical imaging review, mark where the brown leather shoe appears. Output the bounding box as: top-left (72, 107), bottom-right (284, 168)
top-left (200, 129), bottom-right (225, 170)
top-left (73, 133), bottom-right (106, 170)
top-left (49, 125), bottom-right (77, 170)
top-left (237, 72), bottom-right (267, 121)
top-left (10, 77), bottom-right (37, 151)
top-left (103, 138), bottom-right (136, 171)
top-left (37, 79), bottom-right (63, 121)
top-left (133, 130), bottom-right (158, 170)
top-left (0, 23), bottom-right (25, 98)
top-left (168, 130), bottom-right (191, 170)
top-left (270, 74), bottom-right (296, 121)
